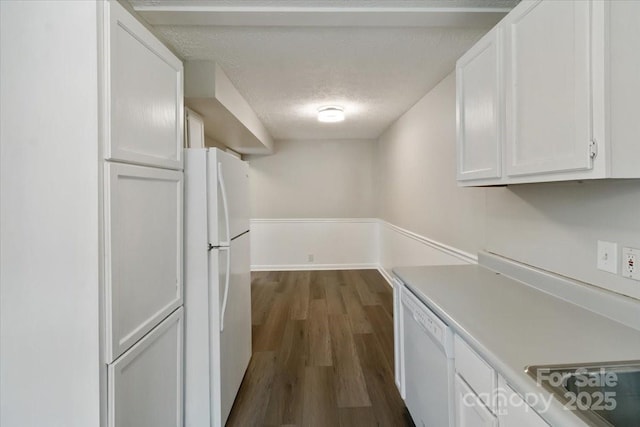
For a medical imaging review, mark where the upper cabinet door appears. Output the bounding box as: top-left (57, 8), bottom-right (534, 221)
top-left (105, 162), bottom-right (183, 362)
top-left (105, 1), bottom-right (184, 170)
top-left (456, 28), bottom-right (502, 182)
top-left (504, 0), bottom-right (593, 177)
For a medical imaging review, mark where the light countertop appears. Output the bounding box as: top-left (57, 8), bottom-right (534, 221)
top-left (393, 264), bottom-right (640, 427)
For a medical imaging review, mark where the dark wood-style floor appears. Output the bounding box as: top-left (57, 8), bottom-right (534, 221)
top-left (226, 269), bottom-right (414, 427)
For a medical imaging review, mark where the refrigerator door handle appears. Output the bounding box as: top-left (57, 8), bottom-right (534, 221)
top-left (219, 245), bottom-right (231, 332)
top-left (217, 162), bottom-right (231, 246)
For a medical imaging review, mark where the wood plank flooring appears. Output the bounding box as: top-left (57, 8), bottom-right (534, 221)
top-left (227, 270), bottom-right (414, 427)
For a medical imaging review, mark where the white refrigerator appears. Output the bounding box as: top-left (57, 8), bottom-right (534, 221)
top-left (184, 148), bottom-right (252, 427)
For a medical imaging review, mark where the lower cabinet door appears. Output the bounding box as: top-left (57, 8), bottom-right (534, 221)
top-left (392, 277), bottom-right (404, 398)
top-left (497, 377), bottom-right (549, 427)
top-left (108, 308), bottom-right (183, 427)
top-left (455, 374), bottom-right (497, 427)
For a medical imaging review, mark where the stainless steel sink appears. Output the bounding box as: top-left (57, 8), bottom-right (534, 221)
top-left (525, 360), bottom-right (640, 427)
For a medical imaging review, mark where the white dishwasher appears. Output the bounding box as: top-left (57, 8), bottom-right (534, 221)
top-left (401, 284), bottom-right (455, 427)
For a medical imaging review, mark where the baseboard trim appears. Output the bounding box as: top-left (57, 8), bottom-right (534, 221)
top-left (377, 266), bottom-right (395, 288)
top-left (379, 219), bottom-right (478, 264)
top-left (251, 263), bottom-right (379, 271)
top-left (251, 218), bottom-right (378, 224)
top-left (251, 263), bottom-right (396, 289)
top-left (250, 218), bottom-right (477, 279)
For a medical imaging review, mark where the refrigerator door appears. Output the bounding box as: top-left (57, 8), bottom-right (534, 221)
top-left (210, 150), bottom-right (249, 244)
top-left (217, 232), bottom-right (252, 426)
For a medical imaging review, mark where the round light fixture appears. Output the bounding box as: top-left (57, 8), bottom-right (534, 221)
top-left (317, 106), bottom-right (345, 123)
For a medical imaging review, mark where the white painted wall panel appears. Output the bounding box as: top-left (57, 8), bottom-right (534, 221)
top-left (250, 219), bottom-right (472, 275)
top-left (0, 2), bottom-right (101, 426)
top-left (250, 219), bottom-right (378, 270)
top-left (379, 222), bottom-right (472, 281)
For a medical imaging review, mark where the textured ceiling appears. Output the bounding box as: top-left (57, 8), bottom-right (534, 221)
top-left (145, 1), bottom-right (519, 141)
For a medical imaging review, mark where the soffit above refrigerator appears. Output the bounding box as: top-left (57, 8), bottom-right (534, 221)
top-left (185, 61), bottom-right (274, 155)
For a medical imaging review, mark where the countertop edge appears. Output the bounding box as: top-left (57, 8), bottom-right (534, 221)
top-left (397, 271), bottom-right (590, 427)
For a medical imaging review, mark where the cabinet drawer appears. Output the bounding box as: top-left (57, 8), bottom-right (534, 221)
top-left (105, 0), bottom-right (183, 170)
top-left (454, 335), bottom-right (496, 411)
top-left (105, 162), bottom-right (183, 362)
top-left (108, 308), bottom-right (183, 427)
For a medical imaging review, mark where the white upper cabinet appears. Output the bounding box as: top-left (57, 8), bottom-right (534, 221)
top-left (456, 0), bottom-right (640, 186)
top-left (105, 162), bottom-right (183, 362)
top-left (504, 0), bottom-right (592, 178)
top-left (608, 0), bottom-right (640, 178)
top-left (456, 28), bottom-right (502, 182)
top-left (105, 1), bottom-right (183, 170)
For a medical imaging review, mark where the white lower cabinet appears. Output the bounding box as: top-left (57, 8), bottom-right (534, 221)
top-left (497, 376), bottom-right (549, 427)
top-left (392, 277), bottom-right (405, 398)
top-left (453, 334), bottom-right (548, 427)
top-left (455, 374), bottom-right (497, 427)
top-left (108, 308), bottom-right (183, 427)
top-left (454, 335), bottom-right (497, 412)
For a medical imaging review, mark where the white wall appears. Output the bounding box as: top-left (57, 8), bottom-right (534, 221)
top-left (250, 218), bottom-right (378, 270)
top-left (376, 73), bottom-right (486, 256)
top-left (378, 220), bottom-right (474, 282)
top-left (247, 139), bottom-right (378, 269)
top-left (1, 2), bottom-right (101, 426)
top-left (247, 139), bottom-right (376, 218)
top-left (248, 58), bottom-right (640, 303)
top-left (249, 218), bottom-right (469, 274)
top-left (485, 181), bottom-right (640, 300)
top-left (376, 71), bottom-right (640, 301)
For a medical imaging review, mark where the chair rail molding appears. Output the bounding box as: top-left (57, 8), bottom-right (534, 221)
top-left (249, 218), bottom-right (476, 279)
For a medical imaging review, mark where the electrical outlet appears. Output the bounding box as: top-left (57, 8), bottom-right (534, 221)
top-left (622, 247), bottom-right (639, 281)
top-left (307, 254), bottom-right (314, 263)
top-left (597, 240), bottom-right (618, 274)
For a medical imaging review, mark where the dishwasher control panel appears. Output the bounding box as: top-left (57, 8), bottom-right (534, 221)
top-left (401, 285), bottom-right (453, 357)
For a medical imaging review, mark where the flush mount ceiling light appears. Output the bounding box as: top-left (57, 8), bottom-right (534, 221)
top-left (317, 106), bottom-right (345, 123)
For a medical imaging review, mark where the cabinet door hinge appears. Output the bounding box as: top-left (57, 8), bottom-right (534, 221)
top-left (589, 140), bottom-right (598, 159)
